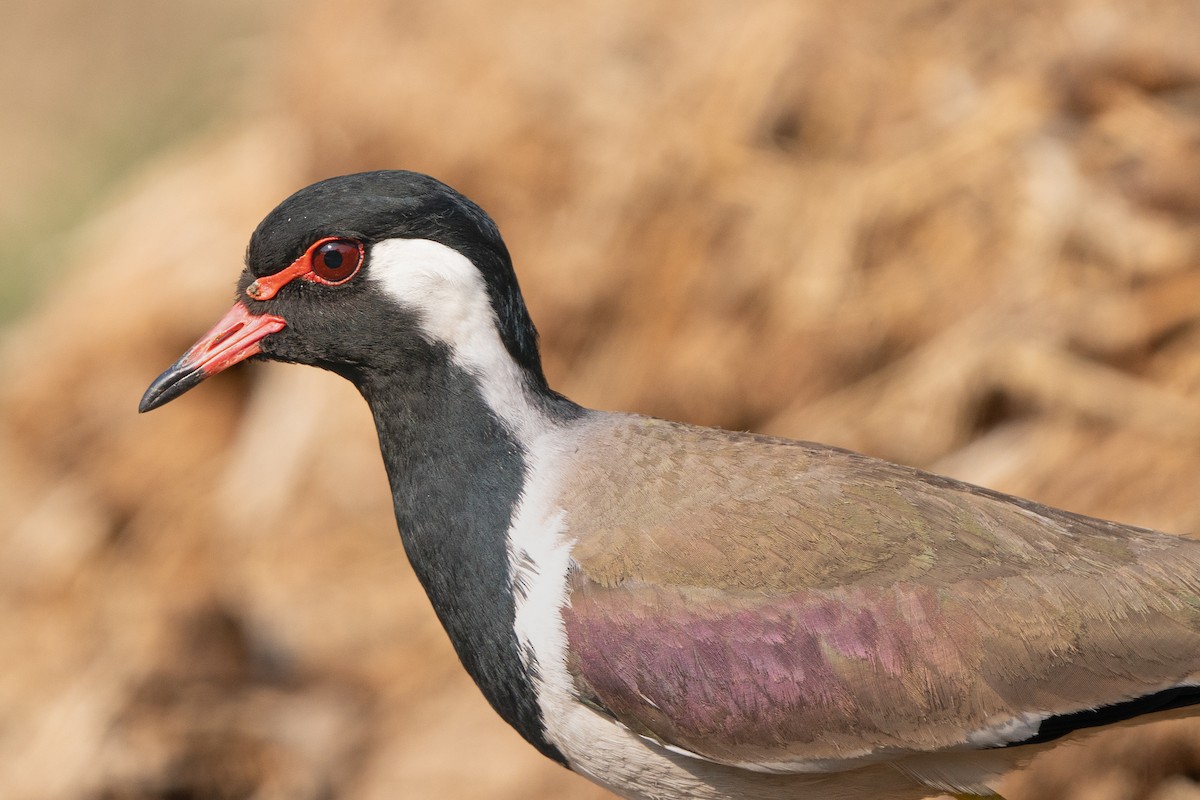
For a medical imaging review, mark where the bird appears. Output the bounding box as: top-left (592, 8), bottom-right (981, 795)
top-left (140, 170), bottom-right (1200, 800)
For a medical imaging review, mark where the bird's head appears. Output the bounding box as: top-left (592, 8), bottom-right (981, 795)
top-left (139, 170), bottom-right (548, 413)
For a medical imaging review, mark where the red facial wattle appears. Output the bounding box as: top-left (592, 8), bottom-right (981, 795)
top-left (246, 237), bottom-right (364, 300)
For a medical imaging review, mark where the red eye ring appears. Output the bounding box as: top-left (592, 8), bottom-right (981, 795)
top-left (305, 237), bottom-right (364, 285)
top-left (244, 237), bottom-right (366, 301)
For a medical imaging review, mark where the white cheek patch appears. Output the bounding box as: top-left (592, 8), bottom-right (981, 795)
top-left (367, 238), bottom-right (551, 444)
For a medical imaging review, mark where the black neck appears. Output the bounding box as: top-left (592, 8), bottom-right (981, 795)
top-left (354, 353), bottom-right (569, 765)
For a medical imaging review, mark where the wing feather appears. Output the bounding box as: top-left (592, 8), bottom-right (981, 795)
top-left (558, 415), bottom-right (1200, 771)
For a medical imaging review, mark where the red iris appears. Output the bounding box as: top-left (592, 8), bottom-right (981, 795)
top-left (308, 238), bottom-right (364, 284)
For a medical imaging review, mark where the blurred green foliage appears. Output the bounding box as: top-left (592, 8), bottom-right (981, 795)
top-left (0, 0), bottom-right (289, 323)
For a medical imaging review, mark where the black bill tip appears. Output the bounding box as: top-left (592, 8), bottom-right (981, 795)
top-left (138, 303), bottom-right (285, 415)
top-left (138, 360), bottom-right (205, 413)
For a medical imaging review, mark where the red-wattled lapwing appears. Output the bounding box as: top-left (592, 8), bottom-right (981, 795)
top-left (140, 171), bottom-right (1200, 800)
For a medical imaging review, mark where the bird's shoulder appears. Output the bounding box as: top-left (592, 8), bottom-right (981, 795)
top-left (558, 412), bottom-right (1178, 592)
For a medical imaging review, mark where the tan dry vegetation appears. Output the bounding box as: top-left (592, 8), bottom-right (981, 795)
top-left (4, 0), bottom-right (1200, 798)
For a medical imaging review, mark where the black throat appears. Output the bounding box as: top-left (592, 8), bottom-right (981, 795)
top-left (354, 351), bottom-right (569, 766)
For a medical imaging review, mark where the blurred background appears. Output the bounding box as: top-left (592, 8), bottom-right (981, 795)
top-left (4, 0), bottom-right (1200, 798)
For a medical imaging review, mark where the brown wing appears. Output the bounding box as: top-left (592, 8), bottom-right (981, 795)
top-left (559, 414), bottom-right (1200, 770)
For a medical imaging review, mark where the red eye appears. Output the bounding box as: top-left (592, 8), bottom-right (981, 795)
top-left (308, 238), bottom-right (363, 285)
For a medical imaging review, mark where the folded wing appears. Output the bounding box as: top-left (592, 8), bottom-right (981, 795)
top-left (560, 416), bottom-right (1200, 772)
